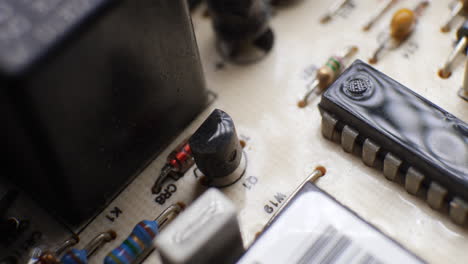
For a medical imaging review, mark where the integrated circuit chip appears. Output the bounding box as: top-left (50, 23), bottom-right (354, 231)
top-left (318, 60), bottom-right (468, 225)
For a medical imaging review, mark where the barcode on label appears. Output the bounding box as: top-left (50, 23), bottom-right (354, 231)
top-left (296, 225), bottom-right (382, 264)
top-left (238, 186), bottom-right (424, 264)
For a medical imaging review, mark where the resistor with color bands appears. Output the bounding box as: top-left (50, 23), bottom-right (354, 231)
top-left (297, 46), bottom-right (358, 108)
top-left (61, 231), bottom-right (116, 264)
top-left (104, 220), bottom-right (158, 264)
top-left (103, 204), bottom-right (183, 264)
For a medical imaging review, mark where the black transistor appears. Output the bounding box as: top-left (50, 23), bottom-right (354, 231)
top-left (190, 109), bottom-right (244, 187)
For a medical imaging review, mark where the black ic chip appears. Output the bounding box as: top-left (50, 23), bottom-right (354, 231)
top-left (319, 60), bottom-right (468, 225)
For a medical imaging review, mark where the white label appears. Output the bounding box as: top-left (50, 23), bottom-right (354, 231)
top-left (238, 189), bottom-right (424, 264)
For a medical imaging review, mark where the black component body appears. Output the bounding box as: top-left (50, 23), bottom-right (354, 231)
top-left (319, 60), bottom-right (468, 201)
top-left (207, 0), bottom-right (270, 43)
top-left (0, 0), bottom-right (207, 226)
top-left (189, 109), bottom-right (242, 179)
top-left (207, 0), bottom-right (274, 63)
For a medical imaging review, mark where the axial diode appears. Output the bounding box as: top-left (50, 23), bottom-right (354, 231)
top-left (298, 46), bottom-right (358, 108)
top-left (151, 141), bottom-right (194, 194)
top-left (369, 1), bottom-right (429, 64)
top-left (439, 20), bottom-right (468, 78)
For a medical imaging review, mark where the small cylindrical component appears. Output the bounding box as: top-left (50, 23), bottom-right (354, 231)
top-left (168, 143), bottom-right (192, 172)
top-left (104, 224), bottom-right (155, 264)
top-left (298, 46), bottom-right (358, 108)
top-left (61, 231), bottom-right (116, 264)
top-left (104, 204), bottom-right (183, 264)
top-left (207, 0), bottom-right (274, 64)
top-left (439, 20), bottom-right (468, 78)
top-left (369, 2), bottom-right (429, 64)
top-left (316, 57), bottom-right (344, 89)
top-left (189, 109), bottom-right (244, 187)
top-left (390, 8), bottom-right (416, 40)
top-left (156, 189), bottom-right (244, 264)
top-left (151, 141), bottom-right (194, 194)
top-left (441, 0), bottom-right (468, 33)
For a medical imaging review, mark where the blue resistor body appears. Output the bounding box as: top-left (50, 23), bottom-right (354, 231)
top-left (104, 220), bottom-right (159, 264)
top-left (60, 231), bottom-right (115, 264)
top-left (61, 248), bottom-right (88, 264)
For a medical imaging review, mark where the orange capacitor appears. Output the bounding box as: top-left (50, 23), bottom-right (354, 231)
top-left (369, 2), bottom-right (428, 64)
top-left (390, 8), bottom-right (416, 41)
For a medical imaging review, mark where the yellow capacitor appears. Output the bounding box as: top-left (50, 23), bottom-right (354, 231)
top-left (369, 1), bottom-right (429, 65)
top-left (390, 8), bottom-right (416, 41)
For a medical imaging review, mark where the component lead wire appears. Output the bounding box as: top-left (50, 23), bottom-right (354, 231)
top-left (155, 203), bottom-right (184, 230)
top-left (439, 37), bottom-right (468, 78)
top-left (83, 231), bottom-right (116, 257)
top-left (441, 1), bottom-right (465, 32)
top-left (320, 0), bottom-right (351, 24)
top-left (460, 57), bottom-right (468, 100)
top-left (265, 167), bottom-right (326, 228)
top-left (363, 0), bottom-right (398, 31)
top-left (54, 236), bottom-right (80, 256)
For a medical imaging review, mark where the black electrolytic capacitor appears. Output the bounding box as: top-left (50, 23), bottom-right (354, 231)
top-left (207, 0), bottom-right (274, 64)
top-left (189, 109), bottom-right (243, 186)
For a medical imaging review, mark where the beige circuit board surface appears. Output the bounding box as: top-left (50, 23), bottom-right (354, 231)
top-left (76, 0), bottom-right (468, 263)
